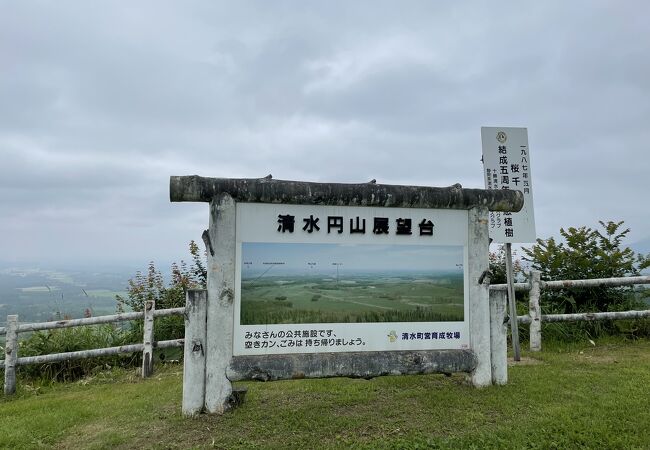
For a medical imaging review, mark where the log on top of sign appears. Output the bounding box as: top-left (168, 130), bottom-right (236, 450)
top-left (170, 175), bottom-right (523, 212)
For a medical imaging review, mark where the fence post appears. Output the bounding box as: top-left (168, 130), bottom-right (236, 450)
top-left (183, 289), bottom-right (207, 416)
top-left (468, 206), bottom-right (492, 387)
top-left (489, 290), bottom-right (508, 385)
top-left (505, 243), bottom-right (521, 361)
top-left (204, 194), bottom-right (236, 412)
top-left (529, 270), bottom-right (542, 352)
top-left (142, 301), bottom-right (155, 378)
top-left (4, 315), bottom-right (18, 395)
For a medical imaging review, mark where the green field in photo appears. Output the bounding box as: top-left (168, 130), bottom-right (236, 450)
top-left (240, 272), bottom-right (464, 324)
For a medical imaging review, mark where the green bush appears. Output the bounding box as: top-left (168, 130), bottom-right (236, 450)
top-left (521, 220), bottom-right (650, 340)
top-left (17, 324), bottom-right (134, 382)
top-left (116, 240), bottom-right (206, 343)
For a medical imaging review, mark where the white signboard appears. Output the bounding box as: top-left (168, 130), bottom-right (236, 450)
top-left (233, 203), bottom-right (470, 355)
top-left (481, 127), bottom-right (537, 243)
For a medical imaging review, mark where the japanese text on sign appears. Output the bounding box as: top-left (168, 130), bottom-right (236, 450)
top-left (277, 214), bottom-right (435, 236)
top-left (481, 127), bottom-right (536, 243)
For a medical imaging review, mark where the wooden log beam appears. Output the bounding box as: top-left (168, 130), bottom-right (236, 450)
top-left (541, 276), bottom-right (650, 290)
top-left (541, 310), bottom-right (650, 323)
top-left (490, 275), bottom-right (650, 293)
top-left (227, 350), bottom-right (477, 381)
top-left (169, 175), bottom-right (524, 212)
top-left (5, 339), bottom-right (184, 368)
top-left (489, 283), bottom-right (531, 292)
top-left (13, 307), bottom-right (184, 334)
top-left (517, 309), bottom-right (650, 325)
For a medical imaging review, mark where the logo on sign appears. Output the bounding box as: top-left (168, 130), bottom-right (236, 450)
top-left (496, 131), bottom-right (507, 143)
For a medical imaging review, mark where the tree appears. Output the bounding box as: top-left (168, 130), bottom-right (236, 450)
top-left (116, 240), bottom-right (207, 340)
top-left (522, 221), bottom-right (649, 314)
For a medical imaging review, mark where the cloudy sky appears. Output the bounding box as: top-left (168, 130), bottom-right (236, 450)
top-left (1, 1), bottom-right (649, 269)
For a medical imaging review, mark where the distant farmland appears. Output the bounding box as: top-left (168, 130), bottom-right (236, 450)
top-left (240, 272), bottom-right (464, 325)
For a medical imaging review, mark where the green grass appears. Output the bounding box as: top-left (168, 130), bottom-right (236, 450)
top-left (242, 274), bottom-right (464, 324)
top-left (1, 338), bottom-right (650, 449)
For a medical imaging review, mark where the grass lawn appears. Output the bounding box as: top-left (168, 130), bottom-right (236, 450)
top-left (241, 274), bottom-right (464, 324)
top-left (1, 338), bottom-right (649, 449)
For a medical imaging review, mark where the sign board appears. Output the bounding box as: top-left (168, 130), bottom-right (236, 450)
top-left (170, 175), bottom-right (524, 414)
top-left (234, 203), bottom-right (470, 355)
top-left (481, 127), bottom-right (536, 243)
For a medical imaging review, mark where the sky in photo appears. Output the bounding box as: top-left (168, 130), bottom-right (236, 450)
top-left (242, 242), bottom-right (463, 276)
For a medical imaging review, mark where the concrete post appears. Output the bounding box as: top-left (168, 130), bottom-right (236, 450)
top-left (489, 290), bottom-right (508, 385)
top-left (468, 206), bottom-right (492, 387)
top-left (4, 315), bottom-right (18, 395)
top-left (529, 270), bottom-right (542, 352)
top-left (204, 193), bottom-right (236, 414)
top-left (505, 243), bottom-right (521, 361)
top-left (142, 301), bottom-right (155, 378)
top-left (183, 289), bottom-right (208, 416)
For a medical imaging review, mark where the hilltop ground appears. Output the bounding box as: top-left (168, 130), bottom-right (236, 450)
top-left (1, 338), bottom-right (649, 449)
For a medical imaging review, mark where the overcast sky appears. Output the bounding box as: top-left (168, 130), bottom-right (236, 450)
top-left (1, 1), bottom-right (649, 269)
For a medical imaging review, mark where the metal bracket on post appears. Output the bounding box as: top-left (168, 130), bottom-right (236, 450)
top-left (142, 301), bottom-right (155, 378)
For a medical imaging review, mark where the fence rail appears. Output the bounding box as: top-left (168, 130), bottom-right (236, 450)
top-left (490, 273), bottom-right (650, 352)
top-left (518, 309), bottom-right (650, 325)
top-left (2, 274), bottom-right (649, 395)
top-left (1, 301), bottom-right (185, 395)
top-left (0, 307), bottom-right (184, 336)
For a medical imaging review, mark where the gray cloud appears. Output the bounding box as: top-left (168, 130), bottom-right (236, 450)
top-left (1, 1), bottom-right (649, 267)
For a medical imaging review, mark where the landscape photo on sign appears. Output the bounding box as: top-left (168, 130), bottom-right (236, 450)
top-left (240, 242), bottom-right (464, 325)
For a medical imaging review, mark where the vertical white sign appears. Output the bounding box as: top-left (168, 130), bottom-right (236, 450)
top-left (481, 127), bottom-right (536, 243)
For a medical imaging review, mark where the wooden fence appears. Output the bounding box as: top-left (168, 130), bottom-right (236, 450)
top-left (490, 271), bottom-right (650, 352)
top-left (0, 301), bottom-right (184, 395)
top-left (1, 274), bottom-right (649, 396)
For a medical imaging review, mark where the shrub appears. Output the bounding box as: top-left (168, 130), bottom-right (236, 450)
top-left (17, 324), bottom-right (133, 382)
top-left (116, 241), bottom-right (207, 342)
top-left (522, 220), bottom-right (650, 339)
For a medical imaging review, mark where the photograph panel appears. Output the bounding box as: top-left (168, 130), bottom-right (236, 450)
top-left (240, 242), bottom-right (464, 325)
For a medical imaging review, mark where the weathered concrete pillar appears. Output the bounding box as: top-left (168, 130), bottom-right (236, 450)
top-left (489, 290), bottom-right (508, 385)
top-left (505, 243), bottom-right (521, 361)
top-left (142, 301), bottom-right (155, 378)
top-left (183, 289), bottom-right (208, 416)
top-left (529, 270), bottom-right (542, 352)
top-left (4, 315), bottom-right (18, 395)
top-left (204, 194), bottom-right (235, 414)
top-left (468, 206), bottom-right (492, 387)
